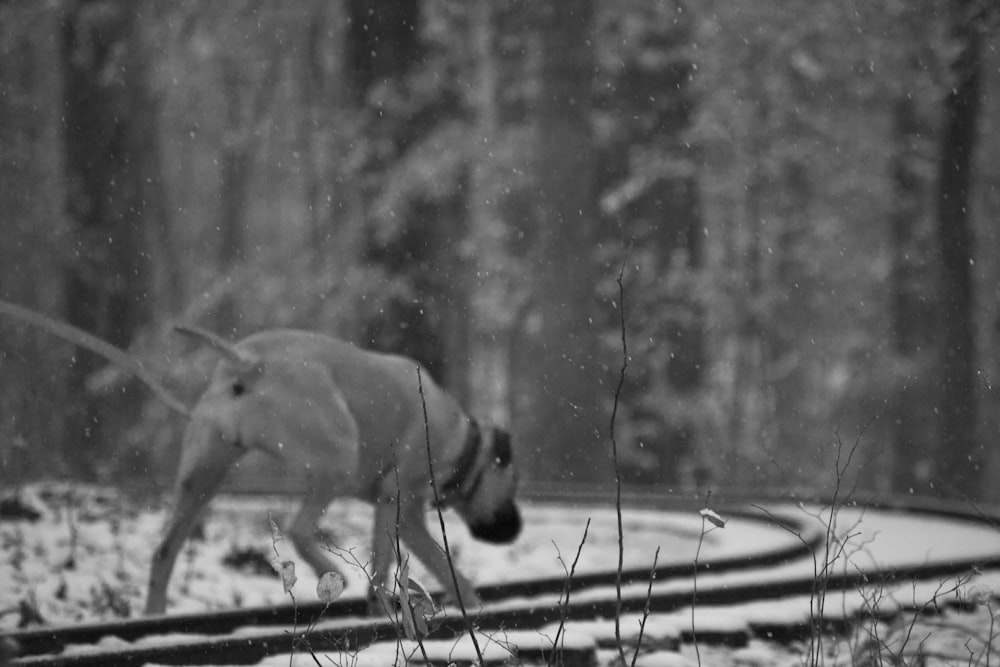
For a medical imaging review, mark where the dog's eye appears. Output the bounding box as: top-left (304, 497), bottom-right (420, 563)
top-left (231, 381), bottom-right (246, 397)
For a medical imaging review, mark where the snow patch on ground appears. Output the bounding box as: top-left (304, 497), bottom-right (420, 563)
top-left (4, 484), bottom-right (1000, 667)
top-left (1, 483), bottom-right (797, 628)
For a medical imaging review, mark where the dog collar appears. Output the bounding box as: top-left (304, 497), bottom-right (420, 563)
top-left (436, 418), bottom-right (482, 507)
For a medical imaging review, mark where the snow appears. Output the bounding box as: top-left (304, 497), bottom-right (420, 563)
top-left (539, 614), bottom-right (683, 647)
top-left (564, 503), bottom-right (1000, 606)
top-left (3, 483), bottom-right (1000, 666)
top-left (629, 650), bottom-right (698, 667)
top-left (0, 483), bottom-right (802, 628)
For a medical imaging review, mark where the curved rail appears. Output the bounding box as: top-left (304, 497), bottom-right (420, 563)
top-left (4, 495), bottom-right (999, 666)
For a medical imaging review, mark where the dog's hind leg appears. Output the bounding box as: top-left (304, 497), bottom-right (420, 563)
top-left (368, 494), bottom-right (419, 616)
top-left (369, 496), bottom-right (400, 600)
top-left (286, 475), bottom-right (344, 581)
top-left (279, 387), bottom-right (360, 586)
top-left (145, 420), bottom-right (244, 615)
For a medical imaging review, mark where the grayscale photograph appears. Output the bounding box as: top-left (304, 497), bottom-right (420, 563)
top-left (1, 1), bottom-right (998, 665)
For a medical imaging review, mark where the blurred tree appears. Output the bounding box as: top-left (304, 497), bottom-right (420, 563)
top-left (889, 91), bottom-right (939, 494)
top-left (60, 0), bottom-right (163, 479)
top-left (466, 0), bottom-right (505, 415)
top-left (348, 0), bottom-right (433, 372)
top-left (978, 15), bottom-right (1000, 503)
top-left (933, 0), bottom-right (989, 497)
top-left (694, 3), bottom-right (817, 487)
top-left (874, 0), bottom-right (943, 494)
top-left (348, 0), bottom-right (472, 388)
top-left (295, 0), bottom-right (354, 292)
top-left (0, 3), bottom-right (67, 483)
top-left (594, 1), bottom-right (706, 487)
top-left (213, 9), bottom-right (284, 337)
top-left (692, 1), bottom-right (896, 491)
top-left (463, 0), bottom-right (533, 421)
top-left (0, 0), bottom-right (997, 499)
top-left (345, 0), bottom-right (420, 107)
top-left (514, 0), bottom-right (607, 482)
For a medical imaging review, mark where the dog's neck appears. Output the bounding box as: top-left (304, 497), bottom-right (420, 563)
top-left (436, 418), bottom-right (483, 507)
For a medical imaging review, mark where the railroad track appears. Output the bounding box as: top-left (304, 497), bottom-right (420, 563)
top-left (4, 495), bottom-right (1000, 666)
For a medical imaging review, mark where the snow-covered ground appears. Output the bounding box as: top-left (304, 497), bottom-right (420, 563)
top-left (0, 482), bottom-right (797, 628)
top-left (3, 483), bottom-right (1000, 666)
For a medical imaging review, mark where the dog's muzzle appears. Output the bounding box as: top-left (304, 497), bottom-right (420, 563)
top-left (468, 499), bottom-right (522, 544)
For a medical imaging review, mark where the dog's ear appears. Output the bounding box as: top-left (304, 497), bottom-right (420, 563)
top-left (174, 324), bottom-right (261, 374)
top-left (492, 428), bottom-right (512, 467)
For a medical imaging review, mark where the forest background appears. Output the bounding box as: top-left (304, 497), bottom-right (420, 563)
top-left (1, 0), bottom-right (998, 503)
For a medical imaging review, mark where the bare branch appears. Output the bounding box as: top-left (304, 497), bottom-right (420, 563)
top-left (610, 253), bottom-right (630, 666)
top-left (416, 366), bottom-right (485, 665)
top-left (548, 517), bottom-right (591, 667)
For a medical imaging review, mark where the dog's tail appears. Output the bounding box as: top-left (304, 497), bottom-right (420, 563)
top-left (173, 324), bottom-right (261, 372)
top-left (0, 300), bottom-right (191, 416)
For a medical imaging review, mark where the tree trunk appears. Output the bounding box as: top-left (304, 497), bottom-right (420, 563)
top-left (934, 0), bottom-right (984, 497)
top-left (345, 0), bottom-right (419, 105)
top-left (517, 0), bottom-right (606, 482)
top-left (466, 0), bottom-right (505, 419)
top-left (348, 0), bottom-right (467, 389)
top-left (214, 59), bottom-right (253, 338)
top-left (60, 0), bottom-right (157, 479)
top-left (889, 94), bottom-right (936, 494)
top-left (0, 2), bottom-right (66, 482)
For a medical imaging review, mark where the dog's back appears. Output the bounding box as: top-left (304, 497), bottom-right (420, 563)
top-left (231, 330), bottom-right (469, 495)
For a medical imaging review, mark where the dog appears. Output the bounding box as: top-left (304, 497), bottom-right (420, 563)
top-left (143, 326), bottom-right (521, 615)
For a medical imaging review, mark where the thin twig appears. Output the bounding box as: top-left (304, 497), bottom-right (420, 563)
top-left (390, 443), bottom-right (431, 664)
top-left (810, 425), bottom-right (866, 665)
top-left (610, 254), bottom-right (630, 666)
top-left (416, 367), bottom-right (484, 665)
top-left (986, 600), bottom-right (995, 667)
top-left (548, 518), bottom-right (591, 667)
top-left (265, 515), bottom-right (301, 667)
top-left (691, 491), bottom-right (713, 667)
top-left (630, 546), bottom-right (661, 667)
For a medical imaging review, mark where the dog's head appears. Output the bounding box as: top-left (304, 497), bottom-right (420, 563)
top-left (461, 427), bottom-right (522, 544)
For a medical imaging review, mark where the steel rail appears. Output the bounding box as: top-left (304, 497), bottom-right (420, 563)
top-left (8, 553), bottom-right (1000, 667)
top-left (2, 504), bottom-right (816, 659)
top-left (4, 494), bottom-right (999, 666)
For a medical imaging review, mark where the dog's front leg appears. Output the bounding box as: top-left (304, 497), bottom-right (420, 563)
top-left (368, 496), bottom-right (400, 615)
top-left (145, 490), bottom-right (212, 616)
top-left (398, 503), bottom-right (482, 610)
